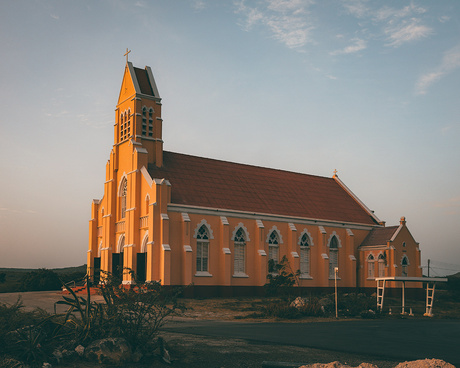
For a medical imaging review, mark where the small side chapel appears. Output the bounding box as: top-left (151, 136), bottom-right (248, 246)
top-left (87, 61), bottom-right (422, 294)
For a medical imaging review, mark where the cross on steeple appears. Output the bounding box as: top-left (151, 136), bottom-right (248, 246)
top-left (124, 48), bottom-right (131, 63)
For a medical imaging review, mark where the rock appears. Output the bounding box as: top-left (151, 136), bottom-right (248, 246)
top-left (158, 336), bottom-right (171, 364)
top-left (290, 297), bottom-right (308, 309)
top-left (394, 359), bottom-right (455, 368)
top-left (75, 345), bottom-right (85, 356)
top-left (42, 363), bottom-right (52, 368)
top-left (84, 337), bottom-right (132, 364)
top-left (52, 349), bottom-right (63, 363)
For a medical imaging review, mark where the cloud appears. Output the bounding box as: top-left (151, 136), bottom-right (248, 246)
top-left (342, 0), bottom-right (369, 18)
top-left (374, 4), bottom-right (426, 22)
top-left (341, 2), bottom-right (433, 48)
top-left (234, 0), bottom-right (315, 49)
top-left (192, 0), bottom-right (206, 11)
top-left (330, 38), bottom-right (366, 55)
top-left (433, 197), bottom-right (460, 215)
top-left (416, 44), bottom-right (460, 95)
top-left (0, 208), bottom-right (37, 214)
top-left (384, 19), bottom-right (432, 47)
top-left (50, 13), bottom-right (59, 20)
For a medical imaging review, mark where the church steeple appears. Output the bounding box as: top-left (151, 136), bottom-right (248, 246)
top-left (115, 61), bottom-right (163, 167)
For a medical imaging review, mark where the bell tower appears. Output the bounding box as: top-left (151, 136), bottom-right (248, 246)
top-left (115, 59), bottom-right (163, 168)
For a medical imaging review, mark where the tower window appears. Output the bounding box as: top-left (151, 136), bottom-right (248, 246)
top-left (120, 110), bottom-right (131, 142)
top-left (120, 178), bottom-right (127, 219)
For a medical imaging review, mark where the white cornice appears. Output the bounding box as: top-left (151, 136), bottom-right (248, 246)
top-left (168, 204), bottom-right (379, 231)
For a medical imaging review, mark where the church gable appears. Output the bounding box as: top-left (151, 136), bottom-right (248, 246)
top-left (359, 226), bottom-right (399, 247)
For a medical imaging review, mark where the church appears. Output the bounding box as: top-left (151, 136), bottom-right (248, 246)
top-left (87, 61), bottom-right (422, 295)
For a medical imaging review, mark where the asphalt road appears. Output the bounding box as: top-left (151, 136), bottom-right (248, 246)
top-left (163, 318), bottom-right (460, 366)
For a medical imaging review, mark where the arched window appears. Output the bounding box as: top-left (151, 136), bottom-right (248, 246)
top-left (119, 178), bottom-right (127, 219)
top-left (196, 225), bottom-right (210, 273)
top-left (145, 195), bottom-right (150, 215)
top-left (120, 110), bottom-right (131, 142)
top-left (148, 108), bottom-right (154, 137)
top-left (401, 255), bottom-right (409, 277)
top-left (367, 254), bottom-right (375, 278)
top-left (142, 107), bottom-right (147, 136)
top-left (268, 230), bottom-right (280, 269)
top-left (120, 113), bottom-right (124, 141)
top-left (299, 233), bottom-right (310, 276)
top-left (329, 236), bottom-right (338, 278)
top-left (378, 253), bottom-right (385, 277)
top-left (233, 227), bottom-right (246, 276)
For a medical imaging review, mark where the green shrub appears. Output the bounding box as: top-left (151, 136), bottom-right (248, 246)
top-left (265, 256), bottom-right (300, 301)
top-left (20, 269), bottom-right (61, 292)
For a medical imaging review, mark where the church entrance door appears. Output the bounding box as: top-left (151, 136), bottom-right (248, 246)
top-left (137, 253), bottom-right (146, 283)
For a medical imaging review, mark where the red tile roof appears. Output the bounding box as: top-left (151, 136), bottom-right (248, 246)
top-left (360, 226), bottom-right (399, 246)
top-left (148, 151), bottom-right (379, 226)
top-left (134, 67), bottom-right (154, 96)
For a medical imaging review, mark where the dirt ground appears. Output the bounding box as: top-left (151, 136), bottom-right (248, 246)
top-left (158, 298), bottom-right (450, 368)
top-left (0, 293), bottom-right (455, 367)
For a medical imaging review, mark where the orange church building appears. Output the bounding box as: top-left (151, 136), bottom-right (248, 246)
top-left (87, 61), bottom-right (422, 294)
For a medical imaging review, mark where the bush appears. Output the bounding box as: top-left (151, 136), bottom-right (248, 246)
top-left (57, 271), bottom-right (182, 356)
top-left (265, 256), bottom-right (300, 301)
top-left (20, 269), bottom-right (61, 292)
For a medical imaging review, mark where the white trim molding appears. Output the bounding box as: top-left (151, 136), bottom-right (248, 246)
top-left (231, 222), bottom-right (250, 241)
top-left (193, 219), bottom-right (214, 239)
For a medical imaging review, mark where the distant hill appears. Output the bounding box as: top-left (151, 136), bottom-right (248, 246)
top-left (0, 265), bottom-right (87, 293)
top-left (0, 265), bottom-right (86, 274)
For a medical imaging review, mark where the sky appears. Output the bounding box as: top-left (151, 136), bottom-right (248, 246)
top-left (0, 0), bottom-right (459, 276)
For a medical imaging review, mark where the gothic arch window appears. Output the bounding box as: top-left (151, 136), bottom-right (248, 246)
top-left (233, 227), bottom-right (246, 276)
top-left (120, 110), bottom-right (131, 142)
top-left (119, 177), bottom-right (127, 219)
top-left (268, 230), bottom-right (280, 270)
top-left (196, 225), bottom-right (210, 273)
top-left (401, 255), bottom-right (409, 277)
top-left (148, 108), bottom-right (154, 137)
top-left (142, 107), bottom-right (147, 136)
top-left (328, 235), bottom-right (339, 278)
top-left (378, 253), bottom-right (386, 277)
top-left (145, 194), bottom-right (150, 215)
top-left (367, 254), bottom-right (375, 278)
top-left (299, 233), bottom-right (311, 276)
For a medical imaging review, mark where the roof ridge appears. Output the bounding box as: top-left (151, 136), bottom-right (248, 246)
top-left (163, 150), bottom-right (333, 181)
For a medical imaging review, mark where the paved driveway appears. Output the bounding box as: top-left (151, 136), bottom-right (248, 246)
top-left (163, 319), bottom-right (460, 366)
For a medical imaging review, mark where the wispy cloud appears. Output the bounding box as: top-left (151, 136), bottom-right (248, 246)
top-left (330, 38), bottom-right (366, 55)
top-left (192, 0), bottom-right (206, 11)
top-left (234, 0), bottom-right (315, 50)
top-left (433, 196), bottom-right (460, 215)
top-left (416, 44), bottom-right (460, 95)
top-left (342, 0), bottom-right (369, 18)
top-left (383, 18), bottom-right (432, 47)
top-left (341, 2), bottom-right (433, 48)
top-left (50, 13), bottom-right (59, 20)
top-left (0, 208), bottom-right (37, 214)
